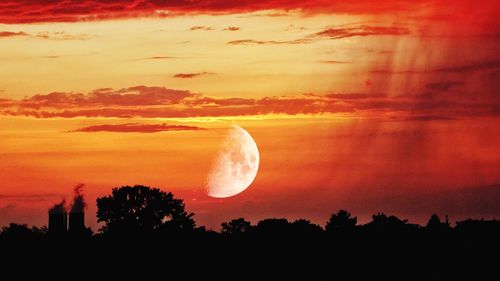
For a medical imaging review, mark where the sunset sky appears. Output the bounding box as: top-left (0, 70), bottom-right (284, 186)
top-left (1, 0), bottom-right (499, 230)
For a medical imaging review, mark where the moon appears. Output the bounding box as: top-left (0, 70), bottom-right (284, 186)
top-left (207, 125), bottom-right (260, 198)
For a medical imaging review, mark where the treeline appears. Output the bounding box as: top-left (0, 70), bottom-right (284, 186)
top-left (1, 184), bottom-right (500, 240)
top-left (1, 210), bottom-right (499, 241)
top-left (1, 185), bottom-right (498, 279)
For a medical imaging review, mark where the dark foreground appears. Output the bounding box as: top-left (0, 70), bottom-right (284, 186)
top-left (1, 218), bottom-right (499, 280)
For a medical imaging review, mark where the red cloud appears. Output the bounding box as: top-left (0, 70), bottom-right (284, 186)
top-left (228, 25), bottom-right (409, 46)
top-left (70, 123), bottom-right (204, 133)
top-left (0, 0), bottom-right (431, 24)
top-left (224, 26), bottom-right (240, 31)
top-left (0, 31), bottom-right (28, 37)
top-left (1, 86), bottom-right (498, 120)
top-left (19, 86), bottom-right (193, 109)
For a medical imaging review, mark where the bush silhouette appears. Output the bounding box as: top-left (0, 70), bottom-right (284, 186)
top-left (325, 209), bottom-right (357, 235)
top-left (0, 223), bottom-right (47, 243)
top-left (96, 185), bottom-right (194, 234)
top-left (221, 218), bottom-right (252, 235)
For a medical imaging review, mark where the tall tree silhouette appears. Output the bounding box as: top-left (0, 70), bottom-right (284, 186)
top-left (221, 218), bottom-right (252, 235)
top-left (325, 209), bottom-right (357, 234)
top-left (96, 185), bottom-right (194, 234)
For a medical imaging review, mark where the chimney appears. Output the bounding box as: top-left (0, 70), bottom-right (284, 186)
top-left (48, 200), bottom-right (67, 234)
top-left (69, 212), bottom-right (85, 233)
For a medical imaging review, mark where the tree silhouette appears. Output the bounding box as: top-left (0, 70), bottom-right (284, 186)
top-left (426, 214), bottom-right (442, 227)
top-left (290, 219), bottom-right (323, 238)
top-left (0, 223), bottom-right (47, 242)
top-left (254, 218), bottom-right (291, 239)
top-left (325, 209), bottom-right (357, 234)
top-left (96, 185), bottom-right (194, 234)
top-left (221, 218), bottom-right (252, 235)
top-left (363, 213), bottom-right (419, 238)
top-left (369, 213), bottom-right (408, 227)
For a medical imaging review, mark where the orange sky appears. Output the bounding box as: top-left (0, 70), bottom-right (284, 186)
top-left (1, 0), bottom-right (500, 230)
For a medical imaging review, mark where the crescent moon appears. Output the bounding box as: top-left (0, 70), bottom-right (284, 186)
top-left (207, 125), bottom-right (260, 198)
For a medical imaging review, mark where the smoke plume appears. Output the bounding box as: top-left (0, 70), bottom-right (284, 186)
top-left (48, 200), bottom-right (66, 214)
top-left (70, 184), bottom-right (86, 213)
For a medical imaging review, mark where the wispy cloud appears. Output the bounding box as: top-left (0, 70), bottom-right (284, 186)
top-left (0, 193), bottom-right (60, 201)
top-left (228, 25), bottom-right (410, 46)
top-left (317, 60), bottom-right (351, 64)
top-left (145, 56), bottom-right (176, 60)
top-left (70, 123), bottom-right (204, 133)
top-left (34, 31), bottom-right (91, 40)
top-left (0, 30), bottom-right (91, 40)
top-left (173, 72), bottom-right (213, 78)
top-left (227, 39), bottom-right (311, 45)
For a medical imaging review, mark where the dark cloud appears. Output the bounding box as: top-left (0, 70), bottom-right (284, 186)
top-left (173, 72), bottom-right (213, 78)
top-left (312, 25), bottom-right (410, 39)
top-left (70, 123), bottom-right (204, 133)
top-left (223, 26), bottom-right (240, 31)
top-left (397, 115), bottom-right (456, 121)
top-left (372, 60), bottom-right (500, 74)
top-left (435, 60), bottom-right (500, 73)
top-left (425, 81), bottom-right (464, 91)
top-left (189, 26), bottom-right (214, 31)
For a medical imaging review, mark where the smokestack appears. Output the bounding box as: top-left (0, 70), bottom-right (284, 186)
top-left (69, 184), bottom-right (86, 233)
top-left (48, 200), bottom-right (67, 234)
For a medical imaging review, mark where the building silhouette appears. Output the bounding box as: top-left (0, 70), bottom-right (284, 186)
top-left (48, 206), bottom-right (85, 234)
top-left (69, 210), bottom-right (85, 233)
top-left (48, 211), bottom-right (67, 234)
